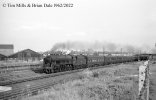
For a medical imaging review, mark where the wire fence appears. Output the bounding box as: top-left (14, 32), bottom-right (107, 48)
top-left (138, 60), bottom-right (150, 100)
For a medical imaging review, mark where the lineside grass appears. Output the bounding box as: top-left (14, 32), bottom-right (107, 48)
top-left (22, 62), bottom-right (140, 100)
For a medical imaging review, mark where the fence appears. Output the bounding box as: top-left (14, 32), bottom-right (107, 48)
top-left (138, 60), bottom-right (150, 100)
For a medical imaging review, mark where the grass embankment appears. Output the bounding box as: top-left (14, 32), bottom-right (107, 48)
top-left (149, 61), bottom-right (156, 100)
top-left (23, 62), bottom-right (141, 100)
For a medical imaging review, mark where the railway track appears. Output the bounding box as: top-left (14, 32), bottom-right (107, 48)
top-left (0, 68), bottom-right (82, 86)
top-left (0, 68), bottom-right (85, 100)
top-left (0, 74), bottom-right (82, 100)
top-left (0, 80), bottom-right (59, 99)
top-left (0, 64), bottom-right (41, 73)
top-left (0, 61), bottom-right (127, 86)
top-left (0, 61), bottom-right (137, 100)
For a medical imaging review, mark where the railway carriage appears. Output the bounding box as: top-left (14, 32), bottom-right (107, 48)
top-left (73, 55), bottom-right (87, 69)
top-left (110, 56), bottom-right (118, 64)
top-left (87, 55), bottom-right (104, 67)
top-left (104, 56), bottom-right (112, 64)
top-left (133, 54), bottom-right (149, 61)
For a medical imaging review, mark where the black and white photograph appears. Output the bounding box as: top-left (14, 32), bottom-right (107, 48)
top-left (0, 0), bottom-right (156, 100)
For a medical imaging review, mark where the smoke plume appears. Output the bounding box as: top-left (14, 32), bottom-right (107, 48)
top-left (50, 41), bottom-right (149, 53)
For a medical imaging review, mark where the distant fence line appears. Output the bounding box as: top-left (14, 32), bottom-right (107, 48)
top-left (138, 60), bottom-right (150, 100)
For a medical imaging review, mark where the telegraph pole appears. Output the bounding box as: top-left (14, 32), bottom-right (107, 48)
top-left (103, 47), bottom-right (105, 65)
top-left (121, 48), bottom-right (123, 63)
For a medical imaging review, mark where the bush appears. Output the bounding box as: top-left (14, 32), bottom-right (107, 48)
top-left (92, 72), bottom-right (99, 78)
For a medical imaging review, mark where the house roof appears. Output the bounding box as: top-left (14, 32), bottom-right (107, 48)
top-left (0, 44), bottom-right (14, 49)
top-left (0, 53), bottom-right (7, 57)
top-left (8, 49), bottom-right (41, 58)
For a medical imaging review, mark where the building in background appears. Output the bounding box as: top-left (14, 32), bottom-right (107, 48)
top-left (8, 49), bottom-right (42, 61)
top-left (0, 44), bottom-right (14, 56)
top-left (0, 54), bottom-right (7, 60)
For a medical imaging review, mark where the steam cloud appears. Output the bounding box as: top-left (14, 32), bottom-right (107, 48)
top-left (50, 41), bottom-right (148, 53)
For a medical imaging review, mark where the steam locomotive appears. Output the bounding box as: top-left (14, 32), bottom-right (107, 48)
top-left (43, 53), bottom-right (149, 74)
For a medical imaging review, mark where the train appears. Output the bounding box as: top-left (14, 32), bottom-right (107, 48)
top-left (42, 53), bottom-right (149, 74)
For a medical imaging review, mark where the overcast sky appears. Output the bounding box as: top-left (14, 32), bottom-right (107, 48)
top-left (0, 0), bottom-right (156, 52)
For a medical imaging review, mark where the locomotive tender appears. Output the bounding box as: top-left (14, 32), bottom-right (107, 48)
top-left (43, 53), bottom-right (149, 74)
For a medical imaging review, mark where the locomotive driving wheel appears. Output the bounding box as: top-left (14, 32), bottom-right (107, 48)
top-left (45, 69), bottom-right (49, 74)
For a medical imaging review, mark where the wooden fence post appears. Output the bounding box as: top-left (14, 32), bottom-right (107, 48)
top-left (138, 60), bottom-right (150, 100)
